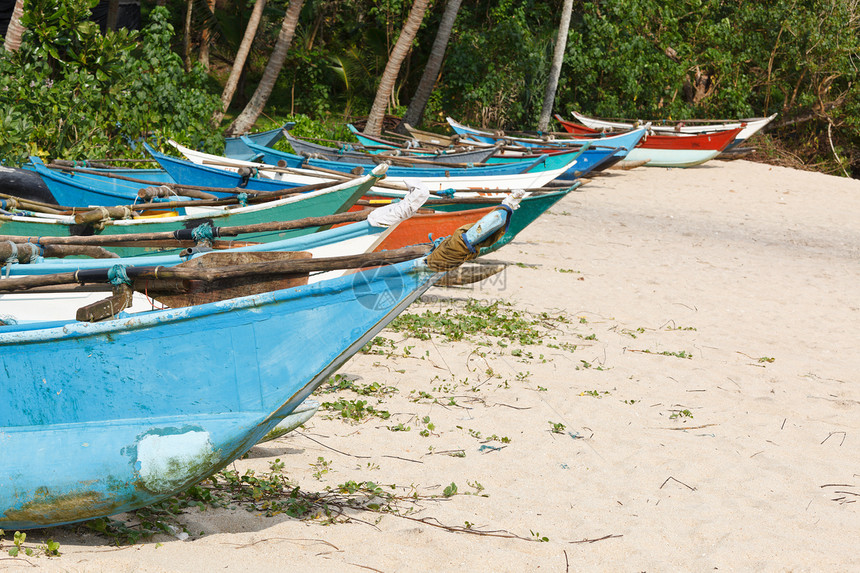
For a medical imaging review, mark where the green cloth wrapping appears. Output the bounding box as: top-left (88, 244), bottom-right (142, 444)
top-left (426, 217), bottom-right (507, 272)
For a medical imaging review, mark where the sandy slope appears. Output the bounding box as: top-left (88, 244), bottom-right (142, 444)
top-left (13, 160), bottom-right (860, 572)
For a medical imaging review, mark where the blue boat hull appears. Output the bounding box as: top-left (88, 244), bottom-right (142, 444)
top-left (26, 158), bottom-right (186, 207)
top-left (0, 258), bottom-right (438, 529)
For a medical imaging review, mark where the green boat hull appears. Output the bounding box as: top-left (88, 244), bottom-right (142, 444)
top-left (0, 184), bottom-right (367, 258)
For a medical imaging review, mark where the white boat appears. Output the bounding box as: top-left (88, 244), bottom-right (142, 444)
top-left (570, 110), bottom-right (777, 144)
top-left (169, 140), bottom-right (573, 191)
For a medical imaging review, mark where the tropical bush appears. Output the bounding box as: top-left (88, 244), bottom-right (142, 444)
top-left (0, 1), bottom-right (220, 165)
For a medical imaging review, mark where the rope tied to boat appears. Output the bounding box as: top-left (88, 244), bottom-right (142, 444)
top-left (3, 241), bottom-right (17, 265)
top-left (108, 264), bottom-right (132, 287)
top-left (237, 192), bottom-right (249, 207)
top-left (190, 222), bottom-right (217, 246)
top-left (425, 207), bottom-right (511, 272)
top-left (0, 198), bottom-right (19, 211)
top-left (436, 188), bottom-right (456, 198)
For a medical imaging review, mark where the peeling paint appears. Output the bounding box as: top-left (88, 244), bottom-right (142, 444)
top-left (1, 489), bottom-right (121, 526)
top-left (135, 430), bottom-right (219, 494)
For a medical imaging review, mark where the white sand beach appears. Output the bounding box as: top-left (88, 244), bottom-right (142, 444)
top-left (10, 159), bottom-right (860, 572)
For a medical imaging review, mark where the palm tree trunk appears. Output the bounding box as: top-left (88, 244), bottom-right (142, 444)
top-left (199, 0), bottom-right (216, 70)
top-left (364, 0), bottom-right (431, 136)
top-left (211, 0), bottom-right (267, 127)
top-left (106, 0), bottom-right (120, 31)
top-left (537, 0), bottom-right (573, 131)
top-left (183, 0), bottom-right (193, 71)
top-left (226, 0), bottom-right (305, 136)
top-left (4, 0), bottom-right (26, 52)
top-left (400, 0), bottom-right (462, 132)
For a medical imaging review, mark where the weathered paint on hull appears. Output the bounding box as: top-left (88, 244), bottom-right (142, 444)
top-left (0, 258), bottom-right (438, 529)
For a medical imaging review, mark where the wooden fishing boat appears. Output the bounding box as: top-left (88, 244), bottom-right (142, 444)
top-left (0, 206), bottom-right (513, 530)
top-left (169, 140), bottom-right (576, 192)
top-left (223, 121), bottom-right (294, 161)
top-left (0, 169), bottom-right (382, 257)
top-left (282, 133), bottom-right (500, 166)
top-left (0, 166), bottom-right (56, 203)
top-left (400, 123), bottom-right (462, 147)
top-left (553, 115), bottom-right (742, 167)
top-left (1, 182), bottom-right (428, 278)
top-left (0, 256), bottom-right (430, 529)
top-left (237, 136), bottom-right (546, 178)
top-left (2, 185), bottom-right (565, 283)
top-left (378, 187), bottom-right (570, 255)
top-left (487, 145), bottom-right (621, 180)
top-left (285, 133), bottom-right (593, 178)
top-left (445, 116), bottom-right (647, 156)
top-left (569, 110), bottom-right (776, 148)
top-left (347, 125), bottom-right (422, 153)
top-left (27, 155), bottom-right (319, 207)
top-left (0, 191), bottom-right (430, 321)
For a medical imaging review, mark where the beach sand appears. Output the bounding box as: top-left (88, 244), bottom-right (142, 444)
top-left (11, 159), bottom-right (860, 572)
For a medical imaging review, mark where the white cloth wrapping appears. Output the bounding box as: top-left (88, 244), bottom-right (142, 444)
top-left (502, 188), bottom-right (526, 211)
top-left (367, 178), bottom-right (430, 227)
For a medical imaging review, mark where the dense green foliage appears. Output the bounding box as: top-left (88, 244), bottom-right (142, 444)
top-left (1, 0), bottom-right (858, 174)
top-left (0, 1), bottom-right (220, 165)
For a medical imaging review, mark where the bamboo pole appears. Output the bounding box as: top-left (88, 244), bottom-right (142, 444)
top-left (0, 245), bottom-right (431, 292)
top-left (0, 209), bottom-right (372, 246)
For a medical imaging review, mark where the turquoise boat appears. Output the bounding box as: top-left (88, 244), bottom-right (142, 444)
top-left (0, 203), bottom-right (512, 530)
top-left (0, 256), bottom-right (441, 530)
top-left (224, 122), bottom-right (294, 161)
top-left (27, 154), bottom-right (308, 207)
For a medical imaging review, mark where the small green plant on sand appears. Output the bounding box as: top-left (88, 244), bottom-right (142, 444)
top-left (2, 530), bottom-right (61, 557)
top-left (321, 398), bottom-right (391, 422)
top-left (311, 457), bottom-right (332, 480)
top-left (670, 409), bottom-right (694, 420)
top-left (549, 421), bottom-right (566, 434)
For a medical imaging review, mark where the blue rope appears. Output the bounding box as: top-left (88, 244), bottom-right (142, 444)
top-left (4, 241), bottom-right (17, 263)
top-left (437, 188), bottom-right (455, 198)
top-left (191, 222), bottom-right (215, 243)
top-left (237, 192), bottom-right (249, 207)
top-left (108, 264), bottom-right (132, 287)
